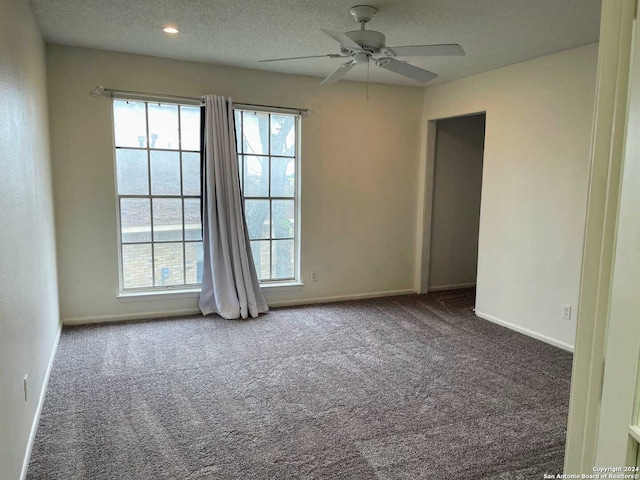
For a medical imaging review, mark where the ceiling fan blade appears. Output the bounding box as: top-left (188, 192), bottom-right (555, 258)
top-left (384, 44), bottom-right (465, 57)
top-left (376, 58), bottom-right (438, 83)
top-left (259, 54), bottom-right (345, 63)
top-left (321, 61), bottom-right (356, 85)
top-left (320, 29), bottom-right (362, 51)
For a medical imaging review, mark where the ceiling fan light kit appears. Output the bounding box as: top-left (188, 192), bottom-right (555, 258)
top-left (259, 5), bottom-right (465, 86)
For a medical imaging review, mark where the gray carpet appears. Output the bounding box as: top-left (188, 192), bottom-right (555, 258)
top-left (28, 290), bottom-right (572, 479)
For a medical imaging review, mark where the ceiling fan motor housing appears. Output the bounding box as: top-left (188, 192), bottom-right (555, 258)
top-left (344, 30), bottom-right (386, 53)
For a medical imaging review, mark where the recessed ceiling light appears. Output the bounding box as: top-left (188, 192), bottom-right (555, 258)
top-left (162, 26), bottom-right (179, 34)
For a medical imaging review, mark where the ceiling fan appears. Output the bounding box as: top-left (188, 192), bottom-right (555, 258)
top-left (259, 5), bottom-right (465, 85)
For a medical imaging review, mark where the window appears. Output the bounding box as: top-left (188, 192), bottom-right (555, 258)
top-left (112, 99), bottom-right (202, 291)
top-left (234, 109), bottom-right (300, 283)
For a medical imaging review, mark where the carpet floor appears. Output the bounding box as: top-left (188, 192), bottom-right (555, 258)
top-left (27, 290), bottom-right (572, 479)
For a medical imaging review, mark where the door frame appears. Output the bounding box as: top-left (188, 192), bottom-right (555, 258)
top-left (593, 0), bottom-right (640, 466)
top-left (415, 111), bottom-right (486, 294)
top-left (564, 0), bottom-right (637, 473)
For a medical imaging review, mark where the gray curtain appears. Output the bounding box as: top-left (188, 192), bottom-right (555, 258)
top-left (199, 95), bottom-right (268, 319)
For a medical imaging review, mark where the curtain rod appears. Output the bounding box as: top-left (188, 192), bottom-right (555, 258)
top-left (89, 86), bottom-right (311, 116)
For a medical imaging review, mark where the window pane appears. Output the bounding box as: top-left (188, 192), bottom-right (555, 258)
top-left (245, 200), bottom-right (270, 240)
top-left (152, 198), bottom-right (183, 241)
top-left (250, 240), bottom-right (270, 281)
top-left (153, 243), bottom-right (184, 286)
top-left (182, 152), bottom-right (200, 195)
top-left (272, 239), bottom-right (294, 279)
top-left (272, 200), bottom-right (294, 238)
top-left (184, 198), bottom-right (202, 240)
top-left (234, 110), bottom-right (242, 153)
top-left (120, 198), bottom-right (151, 243)
top-left (116, 149), bottom-right (149, 195)
top-left (122, 243), bottom-right (153, 288)
top-left (242, 111), bottom-right (269, 155)
top-left (185, 242), bottom-right (203, 284)
top-left (115, 100), bottom-right (208, 292)
top-left (151, 151), bottom-right (181, 195)
top-left (237, 155), bottom-right (243, 190)
top-left (244, 156), bottom-right (269, 197)
top-left (180, 106), bottom-right (200, 151)
top-left (148, 103), bottom-right (179, 149)
top-left (270, 115), bottom-right (295, 156)
top-left (113, 100), bottom-right (147, 148)
top-left (270, 157), bottom-right (295, 198)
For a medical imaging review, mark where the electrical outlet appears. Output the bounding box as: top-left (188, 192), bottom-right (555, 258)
top-left (23, 375), bottom-right (28, 402)
top-left (311, 270), bottom-right (318, 282)
top-left (562, 305), bottom-right (572, 320)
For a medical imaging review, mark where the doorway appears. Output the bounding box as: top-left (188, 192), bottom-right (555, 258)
top-left (428, 113), bottom-right (486, 293)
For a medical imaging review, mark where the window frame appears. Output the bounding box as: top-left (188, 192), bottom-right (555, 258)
top-left (234, 107), bottom-right (302, 285)
top-left (111, 99), bottom-right (302, 295)
top-left (111, 97), bottom-right (203, 294)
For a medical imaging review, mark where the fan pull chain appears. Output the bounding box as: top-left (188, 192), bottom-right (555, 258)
top-left (366, 60), bottom-right (370, 101)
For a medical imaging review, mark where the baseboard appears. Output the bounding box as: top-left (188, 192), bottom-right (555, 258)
top-left (267, 289), bottom-right (416, 308)
top-left (63, 308), bottom-right (202, 326)
top-left (20, 322), bottom-right (62, 480)
top-left (475, 310), bottom-right (574, 352)
top-left (428, 282), bottom-right (476, 292)
top-left (63, 290), bottom-right (418, 324)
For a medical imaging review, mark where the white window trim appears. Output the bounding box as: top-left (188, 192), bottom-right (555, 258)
top-left (116, 281), bottom-right (305, 302)
top-left (111, 102), bottom-right (302, 298)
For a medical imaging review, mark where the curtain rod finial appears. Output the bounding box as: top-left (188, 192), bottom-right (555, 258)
top-left (89, 85), bottom-right (106, 97)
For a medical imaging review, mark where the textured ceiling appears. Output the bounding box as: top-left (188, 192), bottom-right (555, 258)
top-left (30, 0), bottom-right (601, 86)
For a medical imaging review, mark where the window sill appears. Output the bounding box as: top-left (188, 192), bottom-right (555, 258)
top-left (117, 288), bottom-right (201, 303)
top-left (116, 282), bottom-right (304, 303)
top-left (260, 281), bottom-right (304, 290)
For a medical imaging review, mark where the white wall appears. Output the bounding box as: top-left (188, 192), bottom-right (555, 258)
top-left (419, 44), bottom-right (598, 350)
top-left (0, 0), bottom-right (61, 478)
top-left (429, 114), bottom-right (485, 290)
top-left (46, 45), bottom-right (425, 323)
top-left (45, 41), bottom-right (597, 350)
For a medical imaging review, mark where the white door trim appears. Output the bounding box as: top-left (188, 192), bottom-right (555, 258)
top-left (595, 1), bottom-right (640, 465)
top-left (564, 0), bottom-right (637, 473)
